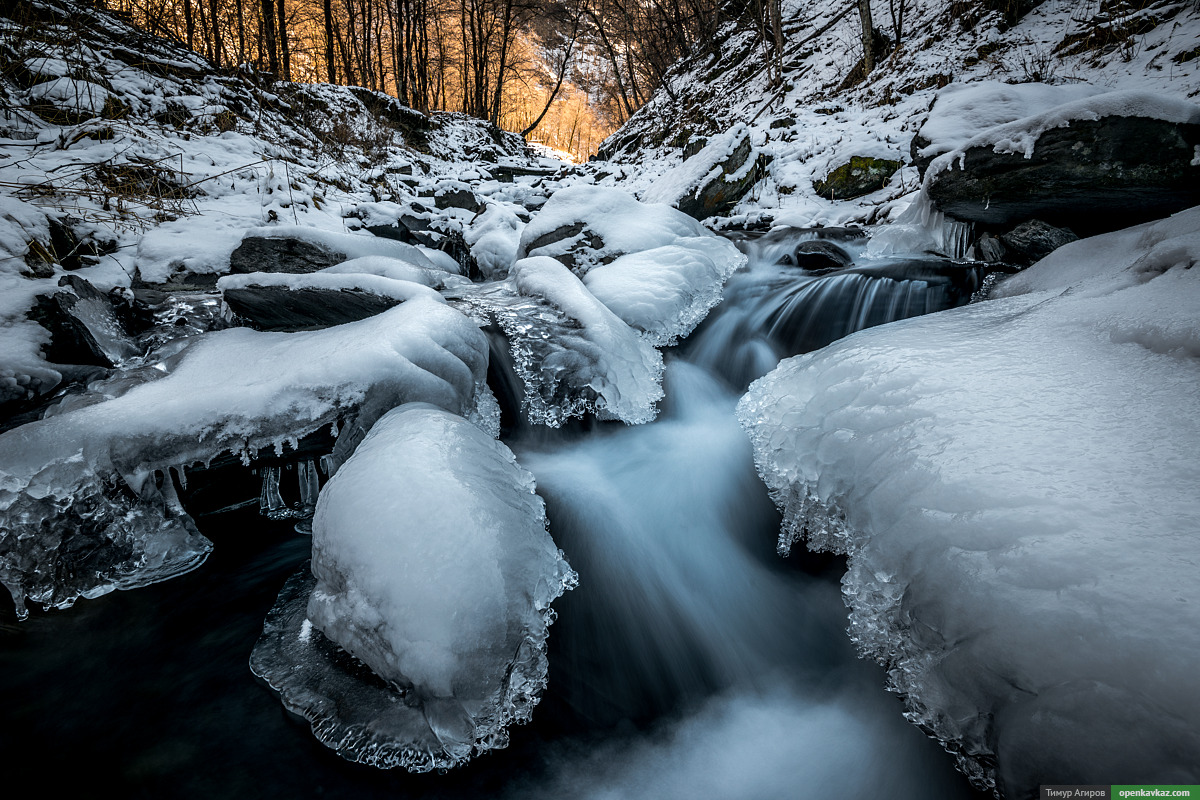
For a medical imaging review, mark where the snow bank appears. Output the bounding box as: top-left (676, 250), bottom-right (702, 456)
top-left (738, 207), bottom-right (1200, 793)
top-left (298, 403), bottom-right (574, 769)
top-left (0, 297), bottom-right (488, 618)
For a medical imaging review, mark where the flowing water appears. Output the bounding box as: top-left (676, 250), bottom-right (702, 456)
top-left (0, 229), bottom-right (989, 799)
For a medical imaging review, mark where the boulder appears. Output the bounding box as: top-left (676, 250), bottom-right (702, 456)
top-left (999, 219), bottom-right (1079, 265)
top-left (433, 184), bottom-right (483, 214)
top-left (926, 115), bottom-right (1200, 236)
top-left (813, 156), bottom-right (902, 200)
top-left (27, 275), bottom-right (140, 368)
top-left (221, 285), bottom-right (401, 331)
top-left (228, 235), bottom-right (343, 275)
top-left (790, 239), bottom-right (853, 272)
top-left (642, 124), bottom-right (767, 220)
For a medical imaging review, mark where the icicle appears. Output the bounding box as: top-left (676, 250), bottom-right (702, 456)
top-left (297, 459), bottom-right (320, 518)
top-left (259, 465), bottom-right (291, 520)
top-left (940, 218), bottom-right (975, 261)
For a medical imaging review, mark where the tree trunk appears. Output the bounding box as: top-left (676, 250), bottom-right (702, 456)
top-left (858, 0), bottom-right (874, 75)
top-left (262, 0), bottom-right (278, 74)
top-left (183, 0), bottom-right (195, 51)
top-left (276, 0), bottom-right (290, 80)
top-left (210, 0), bottom-right (223, 67)
top-left (324, 0), bottom-right (336, 83)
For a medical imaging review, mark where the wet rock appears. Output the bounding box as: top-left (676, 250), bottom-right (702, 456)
top-left (27, 275), bottom-right (140, 368)
top-left (999, 220), bottom-right (1078, 266)
top-left (813, 156), bottom-right (902, 200)
top-left (221, 285), bottom-right (401, 331)
top-left (926, 116), bottom-right (1200, 236)
top-left (977, 232), bottom-right (1008, 263)
top-left (788, 240), bottom-right (853, 272)
top-left (228, 235), bottom-right (343, 275)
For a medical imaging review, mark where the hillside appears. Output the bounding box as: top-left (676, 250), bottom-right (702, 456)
top-left (602, 0), bottom-right (1200, 229)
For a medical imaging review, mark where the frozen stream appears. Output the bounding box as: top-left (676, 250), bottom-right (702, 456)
top-left (0, 230), bottom-right (988, 799)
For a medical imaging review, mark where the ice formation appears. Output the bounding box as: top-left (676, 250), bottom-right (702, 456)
top-left (738, 207), bottom-right (1200, 794)
top-left (0, 297), bottom-right (487, 618)
top-left (251, 403), bottom-right (575, 771)
top-left (458, 256), bottom-right (664, 426)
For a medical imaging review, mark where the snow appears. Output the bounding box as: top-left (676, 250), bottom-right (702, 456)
top-left (926, 87), bottom-right (1200, 177)
top-left (303, 403), bottom-right (575, 768)
top-left (0, 297), bottom-right (488, 618)
top-left (738, 206), bottom-right (1200, 793)
top-left (583, 238), bottom-right (746, 346)
top-left (517, 185), bottom-right (711, 273)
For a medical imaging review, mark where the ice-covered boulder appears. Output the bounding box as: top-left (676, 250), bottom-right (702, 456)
top-left (0, 296), bottom-right (488, 618)
top-left (516, 186), bottom-right (710, 276)
top-left (641, 123), bottom-right (765, 219)
top-left (582, 239), bottom-right (745, 347)
top-left (458, 256), bottom-right (664, 426)
top-left (251, 403), bottom-right (575, 771)
top-left (739, 207), bottom-right (1200, 795)
top-left (512, 186), bottom-right (745, 346)
top-left (921, 86), bottom-right (1200, 235)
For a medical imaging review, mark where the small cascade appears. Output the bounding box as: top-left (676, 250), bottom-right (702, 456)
top-left (687, 228), bottom-right (986, 389)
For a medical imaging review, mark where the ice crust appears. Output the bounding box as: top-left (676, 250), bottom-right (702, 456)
top-left (583, 240), bottom-right (746, 347)
top-left (0, 298), bottom-right (488, 617)
top-left (738, 207), bottom-right (1200, 793)
top-left (252, 403), bottom-right (575, 771)
top-left (458, 256), bottom-right (665, 426)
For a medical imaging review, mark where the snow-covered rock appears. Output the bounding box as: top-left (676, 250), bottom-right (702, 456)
top-left (923, 87), bottom-right (1200, 233)
top-left (257, 403), bottom-right (576, 770)
top-left (217, 272), bottom-right (446, 331)
top-left (738, 206), bottom-right (1200, 794)
top-left (640, 123), bottom-right (764, 219)
top-left (0, 297), bottom-right (488, 618)
top-left (583, 239), bottom-right (745, 347)
top-left (461, 256), bottom-right (665, 426)
top-left (517, 186), bottom-right (709, 275)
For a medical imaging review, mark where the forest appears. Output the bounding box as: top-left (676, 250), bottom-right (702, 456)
top-left (90, 0), bottom-right (829, 157)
